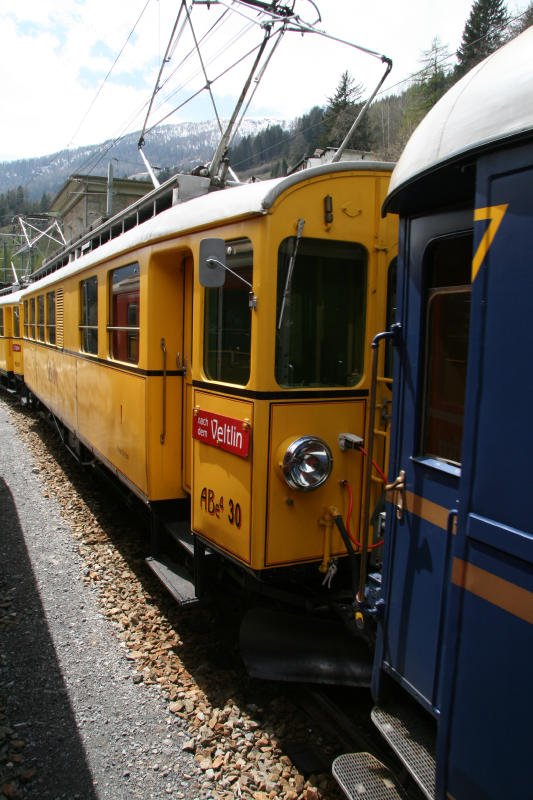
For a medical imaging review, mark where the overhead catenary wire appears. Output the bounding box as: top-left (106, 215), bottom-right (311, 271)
top-left (138, 1), bottom-right (190, 147)
top-left (184, 2), bottom-right (225, 135)
top-left (146, 6), bottom-right (237, 123)
top-left (68, 0), bottom-right (154, 151)
top-left (10, 3), bottom-right (531, 202)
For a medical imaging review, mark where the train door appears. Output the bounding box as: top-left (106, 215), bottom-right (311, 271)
top-left (378, 208), bottom-right (473, 711)
top-left (438, 144), bottom-right (533, 799)
top-left (181, 255), bottom-right (193, 493)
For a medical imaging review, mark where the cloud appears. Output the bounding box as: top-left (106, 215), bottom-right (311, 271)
top-left (0, 0), bottom-right (529, 162)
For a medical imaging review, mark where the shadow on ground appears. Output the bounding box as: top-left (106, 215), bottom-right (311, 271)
top-left (0, 477), bottom-right (98, 799)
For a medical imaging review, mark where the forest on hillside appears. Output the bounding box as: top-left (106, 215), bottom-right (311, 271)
top-left (226, 0), bottom-right (533, 179)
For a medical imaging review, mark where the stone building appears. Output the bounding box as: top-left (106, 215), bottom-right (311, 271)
top-left (49, 173), bottom-right (153, 244)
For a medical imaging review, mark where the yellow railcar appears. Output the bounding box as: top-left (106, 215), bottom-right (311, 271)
top-left (21, 162), bottom-right (397, 655)
top-left (0, 290), bottom-right (24, 393)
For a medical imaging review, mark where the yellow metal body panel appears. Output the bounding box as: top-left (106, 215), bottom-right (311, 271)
top-left (188, 167), bottom-right (396, 569)
top-left (12, 336), bottom-right (24, 377)
top-left (0, 336), bottom-right (10, 374)
top-left (24, 343), bottom-right (77, 424)
top-left (192, 390), bottom-right (254, 563)
top-left (21, 246), bottom-right (191, 502)
top-left (17, 164), bottom-right (396, 570)
top-left (0, 304), bottom-right (24, 377)
top-left (266, 399), bottom-right (367, 566)
top-left (181, 257), bottom-right (194, 493)
top-left (143, 248), bottom-right (189, 500)
top-left (77, 359), bottom-right (148, 494)
top-left (0, 306), bottom-right (11, 373)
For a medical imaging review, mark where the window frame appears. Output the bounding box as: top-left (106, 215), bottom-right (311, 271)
top-left (419, 234), bottom-right (472, 467)
top-left (29, 297), bottom-right (36, 340)
top-left (275, 236), bottom-right (368, 388)
top-left (37, 295), bottom-right (45, 342)
top-left (46, 291), bottom-right (56, 345)
top-left (203, 238), bottom-right (253, 386)
top-left (13, 305), bottom-right (20, 339)
top-left (79, 276), bottom-right (99, 355)
top-left (108, 262), bottom-right (140, 365)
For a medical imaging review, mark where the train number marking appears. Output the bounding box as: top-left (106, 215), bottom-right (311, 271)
top-left (200, 487), bottom-right (224, 518)
top-left (472, 204), bottom-right (508, 281)
top-left (200, 487), bottom-right (241, 528)
top-left (228, 499), bottom-right (242, 529)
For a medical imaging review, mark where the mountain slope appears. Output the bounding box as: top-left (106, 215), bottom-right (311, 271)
top-left (0, 118), bottom-right (286, 200)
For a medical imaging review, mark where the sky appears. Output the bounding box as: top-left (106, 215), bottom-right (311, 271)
top-left (0, 0), bottom-right (529, 163)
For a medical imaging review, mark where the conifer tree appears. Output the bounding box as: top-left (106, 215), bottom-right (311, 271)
top-left (456, 0), bottom-right (509, 76)
top-left (402, 38), bottom-right (453, 136)
top-left (506, 1), bottom-right (533, 38)
top-left (321, 71), bottom-right (370, 151)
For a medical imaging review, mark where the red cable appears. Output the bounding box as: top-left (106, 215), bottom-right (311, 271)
top-left (341, 448), bottom-right (385, 550)
top-left (359, 446), bottom-right (388, 484)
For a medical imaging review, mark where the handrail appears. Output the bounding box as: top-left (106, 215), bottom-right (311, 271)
top-left (357, 324), bottom-right (401, 603)
top-left (160, 338), bottom-right (167, 445)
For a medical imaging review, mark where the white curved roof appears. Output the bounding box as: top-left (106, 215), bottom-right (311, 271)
top-left (22, 161), bottom-right (392, 294)
top-left (0, 288), bottom-right (24, 306)
top-left (386, 26), bottom-right (533, 204)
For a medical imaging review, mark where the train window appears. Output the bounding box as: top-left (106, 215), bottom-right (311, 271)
top-left (108, 263), bottom-right (140, 364)
top-left (37, 295), bottom-right (45, 342)
top-left (384, 257), bottom-right (397, 379)
top-left (204, 238), bottom-right (252, 384)
top-left (23, 300), bottom-right (29, 339)
top-left (276, 238), bottom-right (367, 387)
top-left (13, 306), bottom-right (20, 338)
top-left (80, 276), bottom-right (98, 355)
top-left (421, 234), bottom-right (472, 465)
top-left (0, 308), bottom-right (3, 336)
top-left (29, 297), bottom-right (36, 340)
top-left (46, 292), bottom-right (56, 345)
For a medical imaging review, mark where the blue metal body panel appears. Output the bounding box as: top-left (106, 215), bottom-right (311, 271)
top-left (437, 141), bottom-right (533, 800)
top-left (376, 209), bottom-right (472, 714)
top-left (376, 138), bottom-right (533, 800)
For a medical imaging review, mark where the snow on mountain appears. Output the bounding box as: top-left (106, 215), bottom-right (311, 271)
top-left (0, 118), bottom-right (288, 200)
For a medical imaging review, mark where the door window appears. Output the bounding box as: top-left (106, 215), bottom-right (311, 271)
top-left (422, 235), bottom-right (472, 465)
top-left (80, 276), bottom-right (98, 354)
top-left (46, 292), bottom-right (56, 345)
top-left (109, 263), bottom-right (140, 364)
top-left (13, 306), bottom-right (20, 338)
top-left (37, 295), bottom-right (45, 342)
top-left (203, 238), bottom-right (252, 385)
top-left (275, 238), bottom-right (367, 387)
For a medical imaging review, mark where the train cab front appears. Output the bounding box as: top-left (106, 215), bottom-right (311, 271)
top-left (189, 168), bottom-right (396, 685)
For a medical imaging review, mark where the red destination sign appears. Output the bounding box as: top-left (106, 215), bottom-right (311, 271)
top-left (192, 409), bottom-right (250, 458)
top-left (12, 344), bottom-right (21, 352)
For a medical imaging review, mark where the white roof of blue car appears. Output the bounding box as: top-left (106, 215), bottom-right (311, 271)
top-left (385, 26), bottom-right (533, 206)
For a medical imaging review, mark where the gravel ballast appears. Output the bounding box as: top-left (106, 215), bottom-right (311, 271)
top-left (0, 399), bottom-right (205, 800)
top-left (0, 397), bottom-right (344, 800)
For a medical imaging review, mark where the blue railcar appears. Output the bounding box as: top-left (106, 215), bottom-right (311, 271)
top-left (333, 26), bottom-right (533, 800)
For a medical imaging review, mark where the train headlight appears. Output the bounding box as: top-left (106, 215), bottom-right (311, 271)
top-left (279, 436), bottom-right (333, 491)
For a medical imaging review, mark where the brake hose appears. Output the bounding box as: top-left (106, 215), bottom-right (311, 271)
top-left (341, 475), bottom-right (384, 551)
